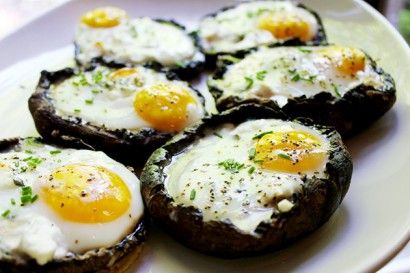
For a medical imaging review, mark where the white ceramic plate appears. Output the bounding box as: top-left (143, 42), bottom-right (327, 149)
top-left (0, 1), bottom-right (409, 272)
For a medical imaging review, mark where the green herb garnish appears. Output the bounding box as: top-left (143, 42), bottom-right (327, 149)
top-left (24, 150), bottom-right (33, 154)
top-left (10, 199), bottom-right (16, 206)
top-left (256, 70), bottom-right (267, 81)
top-left (92, 70), bottom-right (103, 83)
top-left (23, 156), bottom-right (43, 170)
top-left (20, 186), bottom-right (38, 206)
top-left (219, 55), bottom-right (241, 64)
top-left (278, 153), bottom-right (292, 160)
top-left (25, 137), bottom-right (43, 147)
top-left (85, 99), bottom-right (94, 105)
top-left (49, 150), bottom-right (61, 155)
top-left (252, 131), bottom-right (273, 139)
top-left (332, 83), bottom-right (341, 97)
top-left (297, 48), bottom-right (312, 53)
top-left (91, 89), bottom-right (100, 94)
top-left (244, 76), bottom-right (253, 90)
top-left (74, 109), bottom-right (81, 113)
top-left (291, 73), bottom-right (301, 82)
top-left (1, 210), bottom-right (10, 218)
top-left (218, 159), bottom-right (245, 172)
top-left (189, 189), bottom-right (196, 201)
top-left (248, 166), bottom-right (256, 175)
top-left (248, 148), bottom-right (256, 160)
top-left (213, 133), bottom-right (223, 138)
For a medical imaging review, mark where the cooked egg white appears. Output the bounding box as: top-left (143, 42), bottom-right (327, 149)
top-left (0, 139), bottom-right (143, 265)
top-left (49, 66), bottom-right (205, 133)
top-left (165, 119), bottom-right (330, 235)
top-left (199, 1), bottom-right (319, 54)
top-left (209, 46), bottom-right (388, 107)
top-left (75, 7), bottom-right (204, 67)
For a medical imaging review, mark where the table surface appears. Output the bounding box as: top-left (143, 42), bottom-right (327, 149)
top-left (0, 0), bottom-right (408, 272)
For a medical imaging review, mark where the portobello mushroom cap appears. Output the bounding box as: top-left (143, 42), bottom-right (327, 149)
top-left (75, 19), bottom-right (205, 81)
top-left (28, 65), bottom-right (207, 166)
top-left (208, 48), bottom-right (396, 137)
top-left (198, 1), bottom-right (327, 67)
top-left (0, 138), bottom-right (146, 273)
top-left (141, 104), bottom-right (352, 257)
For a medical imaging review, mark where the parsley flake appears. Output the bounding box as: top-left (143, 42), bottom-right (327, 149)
top-left (278, 153), bottom-right (292, 160)
top-left (244, 76), bottom-right (254, 90)
top-left (332, 83), bottom-right (341, 97)
top-left (248, 166), bottom-right (256, 175)
top-left (85, 99), bottom-right (94, 105)
top-left (49, 150), bottom-right (61, 155)
top-left (1, 210), bottom-right (10, 218)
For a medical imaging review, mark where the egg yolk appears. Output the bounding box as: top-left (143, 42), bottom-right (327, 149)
top-left (109, 68), bottom-right (138, 80)
top-left (81, 7), bottom-right (127, 28)
top-left (42, 164), bottom-right (131, 223)
top-left (319, 46), bottom-right (366, 76)
top-left (134, 83), bottom-right (197, 132)
top-left (254, 130), bottom-right (327, 173)
top-left (258, 14), bottom-right (312, 42)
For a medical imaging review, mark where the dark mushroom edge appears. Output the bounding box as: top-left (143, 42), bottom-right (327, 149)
top-left (208, 51), bottom-right (396, 137)
top-left (28, 64), bottom-right (207, 167)
top-left (140, 104), bottom-right (352, 258)
top-left (198, 2), bottom-right (328, 67)
top-left (0, 138), bottom-right (146, 273)
top-left (75, 19), bottom-right (205, 81)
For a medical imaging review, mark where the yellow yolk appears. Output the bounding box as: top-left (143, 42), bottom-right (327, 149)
top-left (42, 164), bottom-right (131, 223)
top-left (254, 131), bottom-right (327, 173)
top-left (258, 14), bottom-right (312, 42)
top-left (109, 68), bottom-right (138, 79)
top-left (319, 46), bottom-right (366, 76)
top-left (81, 7), bottom-right (127, 28)
top-left (134, 83), bottom-right (197, 132)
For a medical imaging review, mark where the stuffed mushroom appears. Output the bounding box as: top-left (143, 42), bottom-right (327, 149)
top-left (198, 0), bottom-right (327, 64)
top-left (208, 46), bottom-right (396, 136)
top-left (141, 104), bottom-right (352, 257)
top-left (75, 7), bottom-right (205, 80)
top-left (0, 138), bottom-right (146, 273)
top-left (29, 65), bottom-right (207, 165)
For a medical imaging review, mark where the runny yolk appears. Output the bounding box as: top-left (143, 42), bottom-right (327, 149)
top-left (109, 68), bottom-right (138, 80)
top-left (254, 130), bottom-right (327, 173)
top-left (81, 7), bottom-right (127, 28)
top-left (319, 46), bottom-right (366, 76)
top-left (42, 164), bottom-right (131, 223)
top-left (258, 14), bottom-right (312, 42)
top-left (134, 83), bottom-right (197, 132)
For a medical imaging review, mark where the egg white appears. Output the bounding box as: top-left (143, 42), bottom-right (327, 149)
top-left (199, 1), bottom-right (319, 54)
top-left (209, 46), bottom-right (387, 107)
top-left (0, 140), bottom-right (143, 265)
top-left (165, 119), bottom-right (330, 235)
top-left (49, 66), bottom-right (205, 132)
top-left (75, 15), bottom-right (204, 67)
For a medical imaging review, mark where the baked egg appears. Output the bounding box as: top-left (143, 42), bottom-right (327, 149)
top-left (0, 138), bottom-right (144, 266)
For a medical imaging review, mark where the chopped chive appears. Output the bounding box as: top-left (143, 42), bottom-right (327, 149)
top-left (248, 148), bottom-right (256, 160)
top-left (175, 61), bottom-right (185, 68)
top-left (91, 89), bottom-right (100, 94)
top-left (278, 153), bottom-right (292, 160)
top-left (31, 195), bottom-right (39, 203)
top-left (10, 198), bottom-right (16, 205)
top-left (92, 70), bottom-right (103, 83)
top-left (248, 166), bottom-right (256, 175)
top-left (189, 189), bottom-right (196, 201)
top-left (219, 55), bottom-right (241, 64)
top-left (85, 99), bottom-right (94, 105)
top-left (332, 83), bottom-right (341, 97)
top-left (25, 137), bottom-right (43, 147)
top-left (213, 132), bottom-right (223, 138)
top-left (49, 150), bottom-right (61, 155)
top-left (1, 210), bottom-right (10, 218)
top-left (252, 131), bottom-right (273, 140)
top-left (74, 109), bottom-right (81, 113)
top-left (218, 159), bottom-right (245, 172)
top-left (297, 48), bottom-right (312, 53)
top-left (233, 134), bottom-right (240, 140)
top-left (256, 70), bottom-right (267, 81)
top-left (244, 76), bottom-right (253, 90)
top-left (24, 150), bottom-right (33, 154)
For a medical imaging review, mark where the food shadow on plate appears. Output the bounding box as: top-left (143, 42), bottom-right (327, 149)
top-left (127, 206), bottom-right (350, 273)
top-left (344, 107), bottom-right (399, 163)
